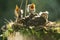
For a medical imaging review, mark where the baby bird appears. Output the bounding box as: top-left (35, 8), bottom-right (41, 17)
top-left (14, 5), bottom-right (23, 22)
top-left (14, 5), bottom-right (23, 19)
top-left (15, 5), bottom-right (20, 18)
top-left (27, 3), bottom-right (36, 15)
top-left (27, 3), bottom-right (38, 19)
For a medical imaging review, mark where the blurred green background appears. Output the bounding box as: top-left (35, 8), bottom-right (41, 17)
top-left (0, 0), bottom-right (60, 31)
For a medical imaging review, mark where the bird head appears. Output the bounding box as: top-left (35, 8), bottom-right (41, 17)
top-left (27, 3), bottom-right (36, 13)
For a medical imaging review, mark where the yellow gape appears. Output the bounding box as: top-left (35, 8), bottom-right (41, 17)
top-left (29, 3), bottom-right (35, 11)
top-left (15, 5), bottom-right (20, 17)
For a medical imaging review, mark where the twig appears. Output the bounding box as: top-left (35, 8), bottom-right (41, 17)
top-left (25, 0), bottom-right (28, 17)
top-left (20, 0), bottom-right (23, 9)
